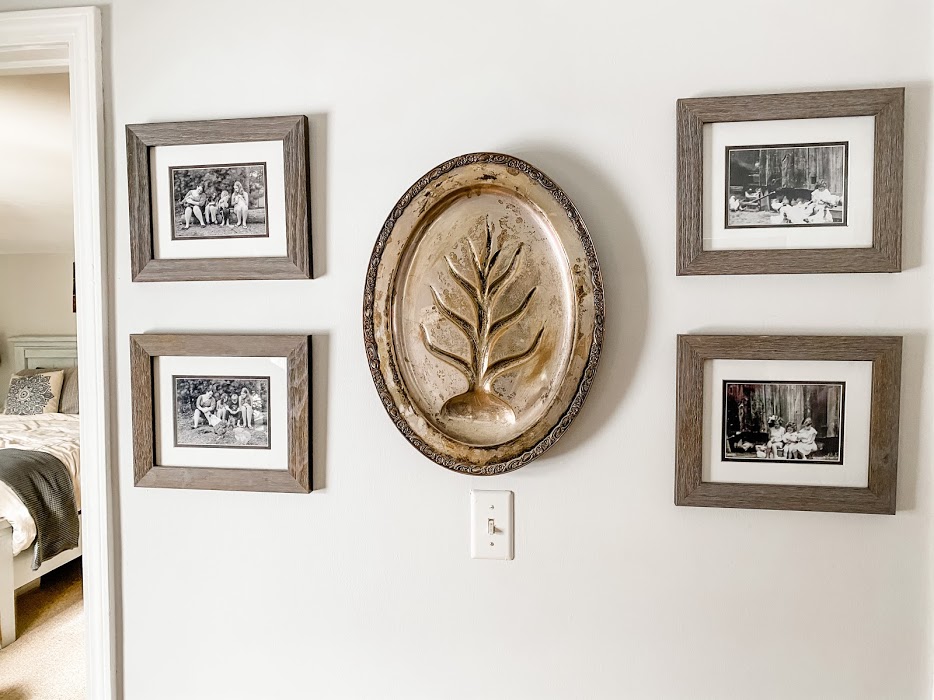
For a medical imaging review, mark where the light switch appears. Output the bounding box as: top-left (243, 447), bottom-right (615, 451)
top-left (470, 490), bottom-right (514, 560)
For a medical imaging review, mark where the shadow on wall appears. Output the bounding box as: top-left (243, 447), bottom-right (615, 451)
top-left (902, 81), bottom-right (931, 271)
top-left (311, 333), bottom-right (329, 491)
top-left (309, 112), bottom-right (328, 279)
top-left (894, 331), bottom-right (926, 512)
top-left (891, 83), bottom-right (930, 511)
top-left (505, 145), bottom-right (648, 468)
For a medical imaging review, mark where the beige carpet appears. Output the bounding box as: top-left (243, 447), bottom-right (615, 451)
top-left (0, 559), bottom-right (85, 699)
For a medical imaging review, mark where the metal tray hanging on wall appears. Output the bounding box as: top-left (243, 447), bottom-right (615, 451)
top-left (364, 153), bottom-right (605, 475)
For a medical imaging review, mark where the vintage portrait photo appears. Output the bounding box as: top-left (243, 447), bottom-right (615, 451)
top-left (726, 142), bottom-right (848, 228)
top-left (170, 162), bottom-right (269, 240)
top-left (173, 375), bottom-right (270, 449)
top-left (722, 380), bottom-right (845, 464)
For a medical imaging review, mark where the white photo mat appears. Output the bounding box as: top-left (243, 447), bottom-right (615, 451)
top-left (154, 355), bottom-right (289, 470)
top-left (151, 140), bottom-right (288, 260)
top-left (703, 358), bottom-right (873, 488)
top-left (703, 115), bottom-right (875, 251)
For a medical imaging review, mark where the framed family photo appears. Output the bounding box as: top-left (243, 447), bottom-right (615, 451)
top-left (675, 335), bottom-right (901, 514)
top-left (127, 115), bottom-right (310, 281)
top-left (130, 334), bottom-right (310, 493)
top-left (168, 162), bottom-right (269, 241)
top-left (677, 88), bottom-right (904, 275)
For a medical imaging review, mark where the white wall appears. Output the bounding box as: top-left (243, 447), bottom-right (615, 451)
top-left (0, 73), bottom-right (74, 254)
top-left (1, 1), bottom-right (931, 697)
top-left (0, 254), bottom-right (76, 404)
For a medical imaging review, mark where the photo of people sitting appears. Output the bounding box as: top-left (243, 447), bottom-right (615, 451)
top-left (175, 376), bottom-right (270, 448)
top-left (726, 143), bottom-right (847, 228)
top-left (723, 381), bottom-right (843, 464)
top-left (760, 415), bottom-right (821, 460)
top-left (170, 163), bottom-right (268, 239)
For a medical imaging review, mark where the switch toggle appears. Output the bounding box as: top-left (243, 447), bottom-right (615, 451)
top-left (470, 490), bottom-right (514, 560)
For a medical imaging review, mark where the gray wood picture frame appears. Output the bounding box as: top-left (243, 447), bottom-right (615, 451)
top-left (675, 335), bottom-right (901, 514)
top-left (126, 115), bottom-right (311, 281)
top-left (130, 334), bottom-right (311, 493)
top-left (677, 88), bottom-right (904, 275)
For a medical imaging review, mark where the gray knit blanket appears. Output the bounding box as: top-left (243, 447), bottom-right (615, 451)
top-left (0, 449), bottom-right (79, 570)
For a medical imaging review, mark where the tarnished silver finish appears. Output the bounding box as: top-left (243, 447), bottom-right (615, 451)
top-left (364, 153), bottom-right (605, 474)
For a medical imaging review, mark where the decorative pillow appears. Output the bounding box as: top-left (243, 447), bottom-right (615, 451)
top-left (10, 367), bottom-right (77, 412)
top-left (9, 367), bottom-right (77, 413)
top-left (5, 370), bottom-right (65, 415)
top-left (59, 366), bottom-right (80, 414)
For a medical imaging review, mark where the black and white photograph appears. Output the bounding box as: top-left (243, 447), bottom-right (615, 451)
top-left (173, 375), bottom-right (270, 449)
top-left (725, 142), bottom-right (848, 228)
top-left (170, 162), bottom-right (268, 240)
top-left (722, 380), bottom-right (845, 464)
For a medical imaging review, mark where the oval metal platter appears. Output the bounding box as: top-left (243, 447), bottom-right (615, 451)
top-left (364, 153), bottom-right (605, 475)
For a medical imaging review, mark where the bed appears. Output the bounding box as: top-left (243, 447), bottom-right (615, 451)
top-left (0, 335), bottom-right (82, 648)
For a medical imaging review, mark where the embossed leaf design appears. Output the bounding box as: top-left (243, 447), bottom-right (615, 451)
top-left (421, 217), bottom-right (544, 408)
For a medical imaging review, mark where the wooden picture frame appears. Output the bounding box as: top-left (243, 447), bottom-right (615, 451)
top-left (126, 115), bottom-right (311, 281)
top-left (130, 334), bottom-right (311, 493)
top-left (675, 335), bottom-right (901, 514)
top-left (677, 88), bottom-right (904, 275)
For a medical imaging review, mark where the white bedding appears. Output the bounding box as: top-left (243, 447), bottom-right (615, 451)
top-left (0, 413), bottom-right (81, 556)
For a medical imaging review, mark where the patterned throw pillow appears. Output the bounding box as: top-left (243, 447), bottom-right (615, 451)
top-left (8, 366), bottom-right (77, 413)
top-left (5, 370), bottom-right (65, 415)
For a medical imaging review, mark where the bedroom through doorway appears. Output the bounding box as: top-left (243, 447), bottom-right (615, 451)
top-left (0, 49), bottom-right (85, 700)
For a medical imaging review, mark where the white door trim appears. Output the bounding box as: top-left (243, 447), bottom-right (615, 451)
top-left (0, 7), bottom-right (116, 699)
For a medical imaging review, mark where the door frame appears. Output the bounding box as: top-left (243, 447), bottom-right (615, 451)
top-left (0, 7), bottom-right (116, 698)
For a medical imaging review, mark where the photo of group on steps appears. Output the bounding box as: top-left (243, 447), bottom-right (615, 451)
top-left (722, 380), bottom-right (845, 465)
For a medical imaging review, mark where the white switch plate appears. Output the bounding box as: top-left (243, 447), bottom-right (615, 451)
top-left (470, 490), bottom-right (514, 560)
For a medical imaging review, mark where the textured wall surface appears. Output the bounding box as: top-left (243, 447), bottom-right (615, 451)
top-left (0, 0), bottom-right (931, 697)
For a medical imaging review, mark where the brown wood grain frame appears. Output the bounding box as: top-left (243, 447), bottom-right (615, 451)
top-left (131, 334), bottom-right (311, 493)
top-left (675, 335), bottom-right (901, 514)
top-left (677, 88), bottom-right (904, 275)
top-left (127, 115), bottom-right (311, 281)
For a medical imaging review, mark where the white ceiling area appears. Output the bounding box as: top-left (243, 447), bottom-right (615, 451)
top-left (0, 72), bottom-right (73, 254)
